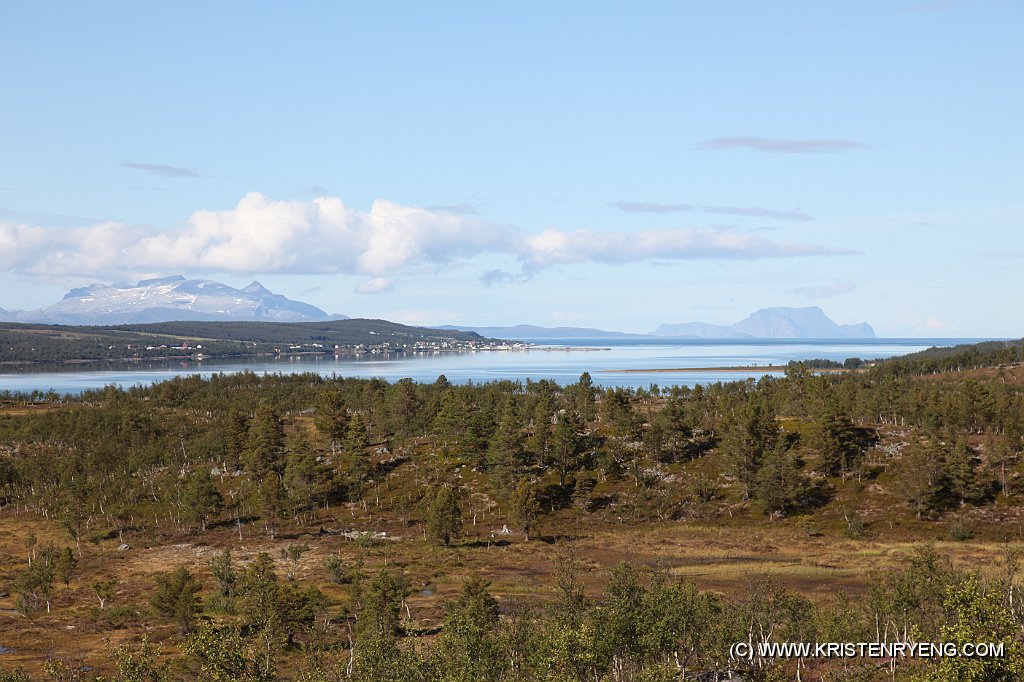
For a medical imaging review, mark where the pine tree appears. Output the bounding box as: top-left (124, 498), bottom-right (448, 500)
top-left (809, 413), bottom-right (861, 477)
top-left (239, 552), bottom-right (280, 631)
top-left (427, 485), bottom-right (463, 547)
top-left (946, 439), bottom-right (980, 505)
top-left (344, 414), bottom-right (370, 453)
top-left (245, 406), bottom-right (285, 482)
top-left (283, 430), bottom-right (326, 521)
top-left (315, 389), bottom-right (349, 456)
top-left (259, 475), bottom-right (285, 539)
top-left (182, 470), bottom-right (224, 532)
top-left (754, 448), bottom-right (816, 516)
top-left (434, 389), bottom-right (468, 452)
top-left (601, 388), bottom-right (641, 438)
top-left (54, 546), bottom-right (77, 588)
top-left (343, 415), bottom-right (371, 500)
top-left (900, 442), bottom-right (953, 518)
top-left (488, 398), bottom-right (526, 489)
top-left (209, 548), bottom-right (237, 612)
top-left (572, 372), bottom-right (597, 423)
top-left (151, 566), bottom-right (202, 634)
top-left (529, 389), bottom-right (554, 464)
top-left (463, 404), bottom-right (495, 466)
top-left (508, 481), bottom-right (540, 541)
top-left (985, 433), bottom-right (1017, 498)
top-left (357, 568), bottom-right (406, 641)
top-left (225, 409), bottom-right (249, 471)
top-left (721, 394), bottom-right (778, 499)
top-left (386, 379), bottom-right (422, 438)
top-left (550, 415), bottom-right (582, 487)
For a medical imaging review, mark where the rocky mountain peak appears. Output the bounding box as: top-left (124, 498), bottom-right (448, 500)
top-left (2, 276), bottom-right (344, 325)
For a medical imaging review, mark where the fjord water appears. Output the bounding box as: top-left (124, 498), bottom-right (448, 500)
top-left (0, 338), bottom-right (980, 395)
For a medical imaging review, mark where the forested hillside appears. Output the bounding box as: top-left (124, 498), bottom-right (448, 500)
top-left (872, 338), bottom-right (1024, 376)
top-left (1, 355), bottom-right (1024, 679)
top-left (0, 319), bottom-right (499, 364)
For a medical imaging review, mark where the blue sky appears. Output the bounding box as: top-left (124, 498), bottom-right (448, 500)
top-left (1, 1), bottom-right (1021, 336)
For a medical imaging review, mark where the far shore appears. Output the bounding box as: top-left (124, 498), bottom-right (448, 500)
top-left (602, 365), bottom-right (851, 373)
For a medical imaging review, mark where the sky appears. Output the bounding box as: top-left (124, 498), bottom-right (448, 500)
top-left (1, 1), bottom-right (1022, 337)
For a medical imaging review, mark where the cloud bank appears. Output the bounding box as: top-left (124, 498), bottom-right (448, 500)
top-left (610, 201), bottom-right (812, 221)
top-left (699, 136), bottom-right (865, 153)
top-left (0, 192), bottom-right (852, 280)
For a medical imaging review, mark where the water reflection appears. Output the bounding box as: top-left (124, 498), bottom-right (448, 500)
top-left (0, 339), bottom-right (975, 394)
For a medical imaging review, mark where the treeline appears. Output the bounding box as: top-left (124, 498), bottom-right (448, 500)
top-left (872, 338), bottom-right (1024, 377)
top-left (2, 362), bottom-right (1024, 541)
top-left (787, 358), bottom-right (865, 370)
top-left (0, 319), bottom-right (491, 364)
top-left (0, 325), bottom-right (254, 363)
top-left (788, 338), bottom-right (1024, 377)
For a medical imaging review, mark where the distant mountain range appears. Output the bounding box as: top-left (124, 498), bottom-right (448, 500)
top-left (0, 276), bottom-right (344, 325)
top-left (652, 307), bottom-right (875, 339)
top-left (0, 278), bottom-right (874, 340)
top-left (442, 307), bottom-right (876, 340)
top-left (433, 324), bottom-right (648, 339)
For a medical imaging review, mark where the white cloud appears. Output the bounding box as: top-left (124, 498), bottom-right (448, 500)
top-left (354, 277), bottom-right (398, 294)
top-left (519, 227), bottom-right (851, 271)
top-left (0, 220), bottom-right (146, 274)
top-left (0, 192), bottom-right (853, 280)
top-left (0, 222), bottom-right (48, 269)
top-left (908, 315), bottom-right (955, 332)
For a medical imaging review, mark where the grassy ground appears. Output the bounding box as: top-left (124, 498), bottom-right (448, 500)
top-left (2, 473), bottom-right (1019, 677)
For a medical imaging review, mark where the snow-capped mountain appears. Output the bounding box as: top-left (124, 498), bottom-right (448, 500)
top-left (1, 276), bottom-right (343, 325)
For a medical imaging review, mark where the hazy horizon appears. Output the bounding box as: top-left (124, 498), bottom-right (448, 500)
top-left (1, 2), bottom-right (1021, 337)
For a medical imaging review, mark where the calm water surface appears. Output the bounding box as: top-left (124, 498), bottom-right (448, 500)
top-left (0, 338), bottom-right (985, 394)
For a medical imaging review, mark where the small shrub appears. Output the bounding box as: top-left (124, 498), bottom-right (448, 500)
top-left (843, 510), bottom-right (867, 539)
top-left (949, 520), bottom-right (974, 542)
top-left (88, 604), bottom-right (143, 629)
top-left (324, 554), bottom-right (357, 584)
top-left (354, 533), bottom-right (383, 549)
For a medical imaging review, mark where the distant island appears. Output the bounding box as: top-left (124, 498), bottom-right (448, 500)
top-left (442, 306), bottom-right (876, 340)
top-left (651, 306), bottom-right (875, 339)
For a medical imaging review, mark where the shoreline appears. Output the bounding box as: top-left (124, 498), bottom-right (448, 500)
top-left (0, 346), bottom-right (540, 371)
top-left (602, 365), bottom-right (850, 373)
